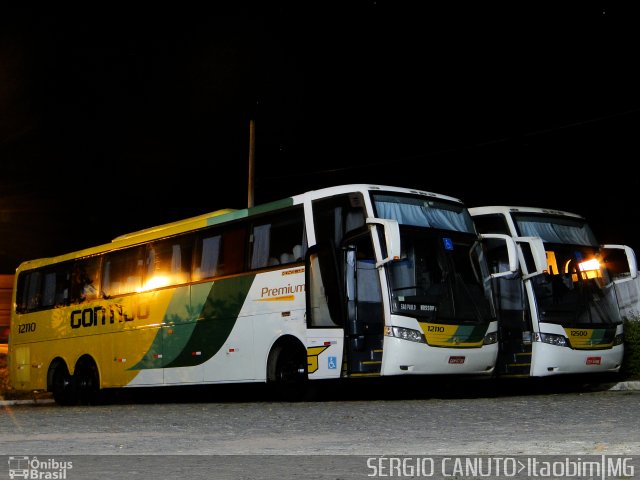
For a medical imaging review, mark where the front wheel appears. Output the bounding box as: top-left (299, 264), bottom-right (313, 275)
top-left (267, 344), bottom-right (310, 401)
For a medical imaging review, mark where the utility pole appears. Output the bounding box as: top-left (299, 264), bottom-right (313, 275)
top-left (247, 118), bottom-right (255, 208)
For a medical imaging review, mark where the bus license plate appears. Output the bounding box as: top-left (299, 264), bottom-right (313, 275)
top-left (586, 357), bottom-right (601, 365)
top-left (448, 356), bottom-right (465, 364)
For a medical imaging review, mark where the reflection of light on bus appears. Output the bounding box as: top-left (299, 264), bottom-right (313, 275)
top-left (547, 251), bottom-right (601, 280)
top-left (578, 258), bottom-right (601, 279)
top-left (561, 257), bottom-right (602, 281)
top-left (545, 251), bottom-right (558, 274)
top-left (140, 275), bottom-right (170, 292)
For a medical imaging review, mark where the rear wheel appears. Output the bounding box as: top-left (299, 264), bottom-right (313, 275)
top-left (51, 364), bottom-right (76, 406)
top-left (75, 358), bottom-right (100, 405)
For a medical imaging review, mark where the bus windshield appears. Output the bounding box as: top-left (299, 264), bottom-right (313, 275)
top-left (371, 193), bottom-right (494, 324)
top-left (372, 193), bottom-right (476, 233)
top-left (530, 244), bottom-right (622, 327)
top-left (513, 213), bottom-right (598, 247)
top-left (386, 228), bottom-right (495, 324)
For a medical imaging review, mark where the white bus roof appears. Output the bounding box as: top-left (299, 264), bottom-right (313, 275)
top-left (16, 184), bottom-right (465, 271)
top-left (468, 205), bottom-right (585, 220)
top-left (291, 184), bottom-right (464, 205)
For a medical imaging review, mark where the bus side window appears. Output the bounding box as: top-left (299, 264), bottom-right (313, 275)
top-left (42, 266), bottom-right (71, 308)
top-left (308, 246), bottom-right (341, 327)
top-left (472, 214), bottom-right (510, 235)
top-left (312, 193), bottom-right (366, 249)
top-left (23, 271), bottom-right (42, 312)
top-left (193, 233), bottom-right (221, 281)
top-left (219, 226), bottom-right (247, 276)
top-left (41, 272), bottom-right (58, 307)
top-left (102, 246), bottom-right (145, 297)
top-left (251, 223), bottom-right (272, 269)
top-left (17, 265), bottom-right (71, 312)
top-left (146, 236), bottom-right (193, 288)
top-left (250, 210), bottom-right (306, 269)
top-left (70, 258), bottom-right (100, 303)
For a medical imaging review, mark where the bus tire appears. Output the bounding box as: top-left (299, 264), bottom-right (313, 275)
top-left (267, 341), bottom-right (310, 401)
top-left (50, 363), bottom-right (77, 406)
top-left (75, 357), bottom-right (100, 405)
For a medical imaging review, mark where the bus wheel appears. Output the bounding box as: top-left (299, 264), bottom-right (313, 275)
top-left (267, 343), bottom-right (310, 401)
top-left (50, 363), bottom-right (77, 406)
top-left (75, 358), bottom-right (100, 405)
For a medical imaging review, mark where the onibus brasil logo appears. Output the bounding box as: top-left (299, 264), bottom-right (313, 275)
top-left (8, 456), bottom-right (72, 479)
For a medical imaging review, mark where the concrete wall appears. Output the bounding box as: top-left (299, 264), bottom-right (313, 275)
top-left (617, 274), bottom-right (640, 320)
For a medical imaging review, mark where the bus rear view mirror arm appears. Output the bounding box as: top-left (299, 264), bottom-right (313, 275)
top-left (602, 244), bottom-right (639, 282)
top-left (366, 218), bottom-right (401, 268)
top-left (479, 233), bottom-right (518, 278)
top-left (514, 236), bottom-right (548, 280)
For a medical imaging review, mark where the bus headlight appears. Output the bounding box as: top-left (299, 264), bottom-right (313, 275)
top-left (385, 326), bottom-right (426, 343)
top-left (614, 333), bottom-right (624, 346)
top-left (483, 332), bottom-right (498, 345)
top-left (535, 332), bottom-right (568, 347)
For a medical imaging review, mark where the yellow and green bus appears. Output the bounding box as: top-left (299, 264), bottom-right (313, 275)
top-left (9, 184), bottom-right (516, 404)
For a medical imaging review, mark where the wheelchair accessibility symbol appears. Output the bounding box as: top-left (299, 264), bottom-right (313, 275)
top-left (328, 356), bottom-right (337, 369)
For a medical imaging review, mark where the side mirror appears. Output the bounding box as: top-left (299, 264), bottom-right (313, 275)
top-left (366, 218), bottom-right (401, 267)
top-left (479, 233), bottom-right (518, 278)
top-left (514, 236), bottom-right (548, 279)
top-left (602, 244), bottom-right (638, 282)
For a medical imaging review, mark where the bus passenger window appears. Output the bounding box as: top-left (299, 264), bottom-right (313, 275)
top-left (16, 264), bottom-right (72, 312)
top-left (70, 258), bottom-right (100, 303)
top-left (251, 224), bottom-right (271, 269)
top-left (42, 266), bottom-right (71, 308)
top-left (471, 214), bottom-right (510, 235)
top-left (250, 210), bottom-right (305, 269)
top-left (41, 272), bottom-right (58, 307)
top-left (193, 234), bottom-right (221, 280)
top-left (24, 271), bottom-right (42, 311)
top-left (308, 249), bottom-right (341, 327)
top-left (145, 236), bottom-right (193, 289)
top-left (102, 246), bottom-right (145, 297)
top-left (219, 227), bottom-right (247, 276)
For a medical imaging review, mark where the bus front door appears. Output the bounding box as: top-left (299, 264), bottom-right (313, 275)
top-left (344, 243), bottom-right (384, 377)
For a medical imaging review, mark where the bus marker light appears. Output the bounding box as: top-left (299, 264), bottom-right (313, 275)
top-left (153, 354), bottom-right (163, 359)
top-left (448, 356), bottom-right (465, 364)
top-left (192, 351), bottom-right (202, 356)
top-left (586, 357), bottom-right (601, 365)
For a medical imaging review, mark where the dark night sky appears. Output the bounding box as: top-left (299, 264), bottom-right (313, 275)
top-left (2, 4), bottom-right (640, 273)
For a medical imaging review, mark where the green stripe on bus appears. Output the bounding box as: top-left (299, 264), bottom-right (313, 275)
top-left (159, 286), bottom-right (198, 366)
top-left (453, 324), bottom-right (486, 343)
top-left (590, 329), bottom-right (606, 344)
top-left (203, 198), bottom-right (294, 227)
top-left (130, 275), bottom-right (255, 370)
top-left (130, 286), bottom-right (193, 370)
top-left (164, 274), bottom-right (255, 368)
